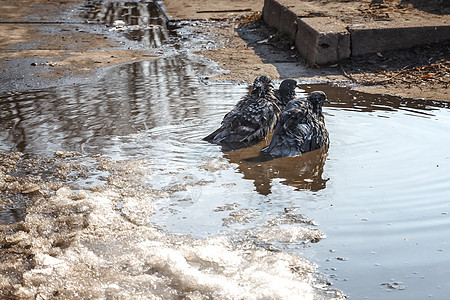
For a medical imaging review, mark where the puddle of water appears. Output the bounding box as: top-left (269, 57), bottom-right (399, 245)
top-left (1, 1), bottom-right (450, 298)
top-left (79, 0), bottom-right (176, 48)
top-left (0, 56), bottom-right (336, 298)
top-left (1, 56), bottom-right (450, 298)
top-left (81, 0), bottom-right (166, 26)
top-left (0, 54), bottom-right (221, 155)
top-left (79, 0), bottom-right (226, 53)
top-left (297, 84), bottom-right (450, 299)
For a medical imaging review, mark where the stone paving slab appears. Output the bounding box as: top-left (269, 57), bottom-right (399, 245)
top-left (262, 0), bottom-right (450, 65)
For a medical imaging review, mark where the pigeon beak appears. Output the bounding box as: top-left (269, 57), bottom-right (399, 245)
top-left (324, 99), bottom-right (331, 104)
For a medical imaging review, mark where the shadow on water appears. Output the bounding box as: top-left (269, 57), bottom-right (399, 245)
top-left (224, 142), bottom-right (329, 195)
top-left (302, 83), bottom-right (449, 113)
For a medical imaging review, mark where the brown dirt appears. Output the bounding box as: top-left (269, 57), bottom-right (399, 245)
top-left (164, 0), bottom-right (449, 101)
top-left (340, 41), bottom-right (449, 99)
top-left (0, 0), bottom-right (448, 101)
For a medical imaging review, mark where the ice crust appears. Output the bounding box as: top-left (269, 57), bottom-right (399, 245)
top-left (1, 154), bottom-right (342, 299)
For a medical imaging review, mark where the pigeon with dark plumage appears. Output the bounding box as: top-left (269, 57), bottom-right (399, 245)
top-left (261, 91), bottom-right (329, 158)
top-left (203, 75), bottom-right (280, 151)
top-left (274, 79), bottom-right (299, 109)
top-left (305, 90), bottom-right (328, 121)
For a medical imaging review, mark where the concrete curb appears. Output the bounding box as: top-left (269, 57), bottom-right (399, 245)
top-left (262, 0), bottom-right (450, 66)
top-left (349, 24), bottom-right (450, 57)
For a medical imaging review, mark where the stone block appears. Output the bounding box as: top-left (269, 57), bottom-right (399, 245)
top-left (296, 17), bottom-right (350, 65)
top-left (349, 24), bottom-right (450, 56)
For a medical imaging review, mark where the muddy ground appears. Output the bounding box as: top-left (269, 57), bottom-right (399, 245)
top-left (0, 0), bottom-right (448, 100)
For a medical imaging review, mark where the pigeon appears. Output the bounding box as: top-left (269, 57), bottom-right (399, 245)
top-left (203, 75), bottom-right (281, 150)
top-left (274, 79), bottom-right (299, 109)
top-left (305, 90), bottom-right (328, 121)
top-left (260, 91), bottom-right (329, 158)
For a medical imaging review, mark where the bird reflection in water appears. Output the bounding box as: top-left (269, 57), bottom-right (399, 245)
top-left (223, 140), bottom-right (329, 196)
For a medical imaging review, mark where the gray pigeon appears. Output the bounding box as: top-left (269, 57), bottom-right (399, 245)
top-left (274, 79), bottom-right (299, 109)
top-left (203, 75), bottom-right (281, 151)
top-left (261, 91), bottom-right (329, 157)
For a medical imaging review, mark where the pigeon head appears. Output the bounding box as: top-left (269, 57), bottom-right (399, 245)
top-left (251, 75), bottom-right (273, 97)
top-left (277, 79), bottom-right (299, 107)
top-left (307, 91), bottom-right (329, 118)
top-left (279, 79), bottom-right (298, 94)
top-left (308, 91), bottom-right (328, 105)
